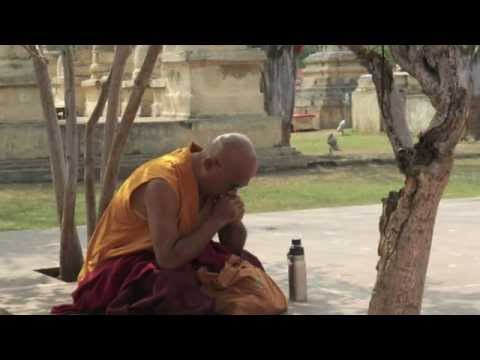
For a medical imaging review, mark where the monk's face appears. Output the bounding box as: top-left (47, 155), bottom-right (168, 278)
top-left (202, 153), bottom-right (257, 197)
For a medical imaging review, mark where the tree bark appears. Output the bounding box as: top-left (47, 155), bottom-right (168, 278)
top-left (28, 46), bottom-right (67, 225)
top-left (347, 45), bottom-right (468, 314)
top-left (59, 46), bottom-right (84, 282)
top-left (25, 45), bottom-right (84, 282)
top-left (371, 157), bottom-right (453, 314)
top-left (97, 45), bottom-right (162, 218)
top-left (85, 73), bottom-right (111, 240)
top-left (261, 45), bottom-right (297, 146)
top-left (101, 45), bottom-right (132, 182)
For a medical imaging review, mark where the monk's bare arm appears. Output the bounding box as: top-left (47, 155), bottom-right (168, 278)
top-left (218, 222), bottom-right (247, 255)
top-left (143, 179), bottom-right (231, 269)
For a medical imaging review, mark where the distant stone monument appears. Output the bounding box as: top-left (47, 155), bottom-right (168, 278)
top-left (81, 45), bottom-right (115, 117)
top-left (157, 45), bottom-right (266, 119)
top-left (0, 45), bottom-right (43, 122)
top-left (0, 45), bottom-right (309, 182)
top-left (52, 45), bottom-right (91, 116)
top-left (352, 70), bottom-right (435, 135)
top-left (121, 45), bottom-right (161, 117)
top-left (295, 45), bottom-right (365, 129)
top-left (351, 74), bottom-right (382, 133)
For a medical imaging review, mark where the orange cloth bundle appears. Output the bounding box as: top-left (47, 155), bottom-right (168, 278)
top-left (197, 255), bottom-right (288, 315)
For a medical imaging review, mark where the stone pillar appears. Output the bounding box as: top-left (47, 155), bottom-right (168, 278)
top-left (158, 45), bottom-right (266, 119)
top-left (81, 45), bottom-right (115, 116)
top-left (295, 46), bottom-right (365, 129)
top-left (352, 70), bottom-right (435, 135)
top-left (150, 46), bottom-right (165, 118)
top-left (42, 46), bottom-right (62, 81)
top-left (121, 45), bottom-right (161, 117)
top-left (0, 45), bottom-right (44, 122)
top-left (52, 46), bottom-right (92, 116)
top-left (352, 74), bottom-right (382, 133)
top-left (404, 74), bottom-right (435, 135)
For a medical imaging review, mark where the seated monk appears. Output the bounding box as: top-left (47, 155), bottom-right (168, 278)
top-left (52, 133), bottom-right (268, 315)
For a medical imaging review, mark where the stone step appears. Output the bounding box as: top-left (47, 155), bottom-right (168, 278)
top-left (0, 147), bottom-right (312, 183)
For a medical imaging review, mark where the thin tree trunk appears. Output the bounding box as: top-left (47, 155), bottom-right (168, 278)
top-left (85, 73), bottom-right (111, 240)
top-left (261, 45), bottom-right (297, 146)
top-left (101, 45), bottom-right (132, 182)
top-left (97, 45), bottom-right (162, 218)
top-left (59, 46), bottom-right (84, 282)
top-left (25, 45), bottom-right (84, 282)
top-left (28, 46), bottom-right (67, 224)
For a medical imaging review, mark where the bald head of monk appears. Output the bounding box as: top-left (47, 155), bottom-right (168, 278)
top-left (193, 133), bottom-right (257, 197)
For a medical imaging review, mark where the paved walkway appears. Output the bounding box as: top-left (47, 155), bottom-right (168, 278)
top-left (1, 197), bottom-right (480, 315)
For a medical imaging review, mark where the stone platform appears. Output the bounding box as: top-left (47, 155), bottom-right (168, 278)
top-left (1, 198), bottom-right (480, 315)
top-left (0, 116), bottom-right (311, 183)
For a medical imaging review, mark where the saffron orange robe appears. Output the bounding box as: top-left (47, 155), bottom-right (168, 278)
top-left (78, 143), bottom-right (202, 282)
top-left (52, 143), bottom-right (266, 314)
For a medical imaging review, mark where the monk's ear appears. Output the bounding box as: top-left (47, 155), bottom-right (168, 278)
top-left (204, 157), bottom-right (222, 171)
top-left (204, 158), bottom-right (215, 171)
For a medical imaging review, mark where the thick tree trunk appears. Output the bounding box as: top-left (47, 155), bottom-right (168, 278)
top-left (261, 45), bottom-right (296, 146)
top-left (97, 45), bottom-right (162, 218)
top-left (348, 45), bottom-right (468, 315)
top-left (370, 157), bottom-right (453, 314)
top-left (101, 45), bottom-right (132, 182)
top-left (59, 47), bottom-right (84, 282)
top-left (85, 74), bottom-right (111, 240)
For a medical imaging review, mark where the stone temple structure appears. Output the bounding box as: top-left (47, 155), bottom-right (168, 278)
top-left (352, 69), bottom-right (436, 135)
top-left (292, 46), bottom-right (448, 138)
top-left (0, 46), bottom-right (44, 123)
top-left (0, 45), bottom-right (307, 183)
top-left (294, 45), bottom-right (366, 130)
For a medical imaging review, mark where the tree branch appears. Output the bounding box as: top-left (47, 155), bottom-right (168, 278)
top-left (390, 45), bottom-right (443, 108)
top-left (101, 45), bottom-right (133, 183)
top-left (97, 45), bottom-right (162, 218)
top-left (347, 45), bottom-right (413, 171)
top-left (85, 72), bottom-right (112, 239)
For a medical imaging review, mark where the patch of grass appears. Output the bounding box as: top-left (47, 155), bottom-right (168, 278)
top-left (0, 183), bottom-right (99, 231)
top-left (291, 129), bottom-right (480, 157)
top-left (2, 159), bottom-right (480, 231)
top-left (240, 158), bottom-right (480, 214)
top-left (291, 129), bottom-right (393, 156)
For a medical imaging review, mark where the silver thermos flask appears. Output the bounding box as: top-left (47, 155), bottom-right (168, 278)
top-left (288, 239), bottom-right (307, 302)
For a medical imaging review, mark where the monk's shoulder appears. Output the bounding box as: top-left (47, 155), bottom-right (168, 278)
top-left (130, 178), bottom-right (178, 220)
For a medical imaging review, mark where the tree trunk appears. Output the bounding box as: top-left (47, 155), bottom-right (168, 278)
top-left (29, 47), bottom-right (67, 225)
top-left (348, 45), bottom-right (468, 314)
top-left (97, 45), bottom-right (162, 218)
top-left (26, 45), bottom-right (84, 282)
top-left (370, 157), bottom-right (453, 314)
top-left (101, 45), bottom-right (132, 182)
top-left (59, 47), bottom-right (84, 282)
top-left (261, 45), bottom-right (297, 146)
top-left (85, 74), bottom-right (111, 240)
